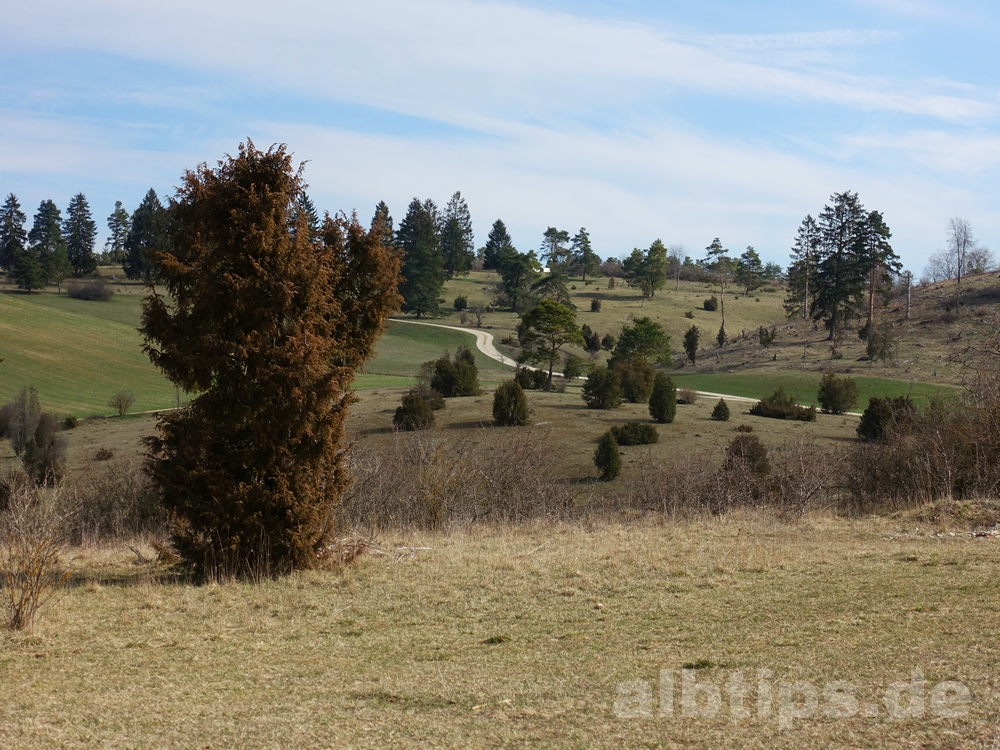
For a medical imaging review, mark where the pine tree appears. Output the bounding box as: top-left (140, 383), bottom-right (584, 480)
top-left (0, 193), bottom-right (27, 272)
top-left (704, 238), bottom-right (735, 331)
top-left (622, 239), bottom-right (667, 301)
top-left (397, 197), bottom-right (445, 317)
top-left (482, 219), bottom-right (514, 271)
top-left (814, 192), bottom-right (867, 339)
top-left (540, 227), bottom-right (571, 269)
top-left (440, 191), bottom-right (474, 277)
top-left (64, 192), bottom-right (98, 276)
top-left (105, 201), bottom-right (130, 264)
top-left (571, 227), bottom-right (600, 282)
top-left (735, 246), bottom-right (763, 296)
top-left (785, 215), bottom-right (820, 319)
top-left (124, 188), bottom-right (168, 281)
top-left (141, 140), bottom-right (402, 576)
top-left (517, 300), bottom-right (584, 391)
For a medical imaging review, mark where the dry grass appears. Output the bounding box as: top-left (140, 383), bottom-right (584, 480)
top-left (0, 513), bottom-right (997, 747)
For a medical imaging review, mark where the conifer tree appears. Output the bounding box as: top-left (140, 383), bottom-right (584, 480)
top-left (859, 210), bottom-right (900, 350)
top-left (517, 300), bottom-right (584, 391)
top-left (371, 201), bottom-right (394, 251)
top-left (141, 140), bottom-right (401, 576)
top-left (105, 201), bottom-right (130, 264)
top-left (397, 197), bottom-right (445, 317)
top-left (0, 193), bottom-right (27, 272)
top-left (440, 191), bottom-right (474, 276)
top-left (540, 227), bottom-right (571, 269)
top-left (64, 192), bottom-right (98, 276)
top-left (571, 227), bottom-right (600, 282)
top-left (26, 199), bottom-right (69, 290)
top-left (482, 219), bottom-right (514, 271)
top-left (622, 239), bottom-right (668, 301)
top-left (785, 214), bottom-right (820, 319)
top-left (124, 188), bottom-right (168, 281)
top-left (814, 191), bottom-right (867, 340)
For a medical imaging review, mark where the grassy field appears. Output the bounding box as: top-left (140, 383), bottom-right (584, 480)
top-left (671, 372), bottom-right (957, 409)
top-left (0, 290), bottom-right (181, 417)
top-left (1, 515), bottom-right (997, 747)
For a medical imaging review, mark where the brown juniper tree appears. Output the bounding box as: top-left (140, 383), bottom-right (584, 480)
top-left (141, 141), bottom-right (401, 577)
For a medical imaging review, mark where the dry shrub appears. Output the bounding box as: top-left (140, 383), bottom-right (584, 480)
top-left (340, 428), bottom-right (575, 531)
top-left (69, 457), bottom-right (167, 544)
top-left (1, 482), bottom-right (70, 631)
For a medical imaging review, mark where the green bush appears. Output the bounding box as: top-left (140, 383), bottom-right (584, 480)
top-left (407, 385), bottom-right (445, 411)
top-left (393, 393), bottom-right (435, 431)
top-left (703, 296), bottom-right (718, 312)
top-left (750, 388), bottom-right (816, 422)
top-left (648, 372), bottom-right (677, 423)
top-left (428, 345), bottom-right (482, 397)
top-left (609, 422), bottom-right (658, 446)
top-left (590, 298), bottom-right (602, 312)
top-left (563, 355), bottom-right (586, 381)
top-left (817, 372), bottom-right (859, 415)
top-left (493, 380), bottom-right (531, 427)
top-left (601, 334), bottom-right (616, 351)
top-left (582, 366), bottom-right (622, 409)
top-left (759, 326), bottom-right (777, 347)
top-left (711, 398), bottom-right (730, 421)
top-left (594, 432), bottom-right (621, 480)
top-left (857, 396), bottom-right (915, 442)
top-left (684, 310), bottom-right (695, 319)
top-left (614, 360), bottom-right (656, 403)
top-left (716, 324), bottom-right (727, 348)
top-left (724, 433), bottom-right (770, 476)
top-left (683, 325), bottom-right (700, 364)
top-left (453, 294), bottom-right (468, 311)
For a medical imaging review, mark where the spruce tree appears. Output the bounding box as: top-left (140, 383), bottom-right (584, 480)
top-left (124, 188), bottom-right (168, 281)
top-left (440, 191), bottom-right (474, 276)
top-left (859, 210), bottom-right (900, 352)
top-left (397, 197), bottom-right (445, 317)
top-left (64, 192), bottom-right (98, 276)
top-left (105, 201), bottom-right (130, 264)
top-left (27, 199), bottom-right (67, 289)
top-left (785, 214), bottom-right (820, 319)
top-left (0, 193), bottom-right (27, 272)
top-left (814, 191), bottom-right (867, 340)
top-left (482, 219), bottom-right (513, 271)
top-left (371, 201), bottom-right (394, 251)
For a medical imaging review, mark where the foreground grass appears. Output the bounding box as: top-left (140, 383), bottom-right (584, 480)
top-left (1, 515), bottom-right (997, 747)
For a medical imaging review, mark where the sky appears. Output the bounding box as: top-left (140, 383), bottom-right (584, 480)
top-left (1, 0), bottom-right (998, 273)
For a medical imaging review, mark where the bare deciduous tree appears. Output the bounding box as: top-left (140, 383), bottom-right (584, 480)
top-left (946, 217), bottom-right (976, 285)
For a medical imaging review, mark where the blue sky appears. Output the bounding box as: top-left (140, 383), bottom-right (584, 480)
top-left (1, 0), bottom-right (998, 273)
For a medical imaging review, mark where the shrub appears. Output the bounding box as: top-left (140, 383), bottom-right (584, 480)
top-left (514, 367), bottom-right (536, 389)
top-left (609, 422), bottom-right (658, 446)
top-left (683, 325), bottom-right (700, 364)
top-left (817, 372), bottom-right (859, 415)
top-left (857, 396), bottom-right (915, 442)
top-left (6, 387), bottom-right (41, 457)
top-left (736, 423), bottom-right (753, 433)
top-left (582, 366), bottom-right (622, 409)
top-left (594, 432), bottom-right (621, 480)
top-left (63, 414), bottom-right (78, 429)
top-left (677, 388), bottom-right (698, 405)
top-left (711, 398), bottom-right (730, 421)
top-left (648, 372), bottom-right (677, 424)
top-left (614, 360), bottom-right (656, 403)
top-left (428, 346), bottom-right (481, 397)
top-left (750, 388), bottom-right (816, 422)
top-left (493, 380), bottom-right (531, 426)
top-left (716, 324), bottom-right (726, 348)
top-left (69, 456), bottom-right (168, 544)
top-left (531, 368), bottom-right (549, 390)
top-left (590, 298), bottom-right (602, 312)
top-left (684, 310), bottom-right (694, 319)
top-left (407, 384), bottom-right (446, 411)
top-left (66, 277), bottom-right (113, 301)
top-left (393, 393), bottom-right (435, 431)
top-left (109, 391), bottom-right (137, 416)
top-left (563, 354), bottom-right (586, 381)
top-left (581, 325), bottom-right (601, 355)
top-left (95, 446), bottom-right (115, 461)
top-left (601, 334), bottom-right (616, 351)
top-left (453, 294), bottom-right (468, 311)
top-left (22, 412), bottom-right (67, 485)
top-left (1, 483), bottom-right (70, 631)
top-left (703, 296), bottom-right (718, 312)
top-left (724, 434), bottom-right (770, 476)
top-left (759, 326), bottom-right (777, 347)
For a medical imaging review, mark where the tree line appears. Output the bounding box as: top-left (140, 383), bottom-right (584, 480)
top-left (0, 189), bottom-right (174, 291)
